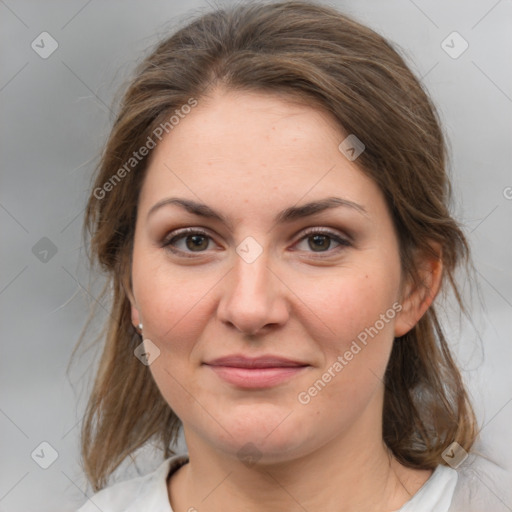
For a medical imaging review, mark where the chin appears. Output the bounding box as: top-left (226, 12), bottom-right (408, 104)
top-left (209, 414), bottom-right (315, 463)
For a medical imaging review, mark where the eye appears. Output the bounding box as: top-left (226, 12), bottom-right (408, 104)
top-left (162, 228), bottom-right (215, 257)
top-left (294, 228), bottom-right (351, 256)
top-left (162, 227), bottom-right (352, 258)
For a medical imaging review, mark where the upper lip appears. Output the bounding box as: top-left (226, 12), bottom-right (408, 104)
top-left (204, 355), bottom-right (308, 368)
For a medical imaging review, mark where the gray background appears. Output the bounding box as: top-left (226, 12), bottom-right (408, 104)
top-left (1, 0), bottom-right (511, 511)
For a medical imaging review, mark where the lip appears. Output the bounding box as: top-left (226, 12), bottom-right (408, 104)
top-left (203, 354), bottom-right (310, 389)
top-left (204, 354), bottom-right (308, 368)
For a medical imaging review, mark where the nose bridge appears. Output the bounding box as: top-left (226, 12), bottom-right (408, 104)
top-left (218, 241), bottom-right (287, 334)
top-left (230, 245), bottom-right (273, 309)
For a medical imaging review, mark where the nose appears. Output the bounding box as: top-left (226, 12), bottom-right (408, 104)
top-left (216, 248), bottom-right (290, 336)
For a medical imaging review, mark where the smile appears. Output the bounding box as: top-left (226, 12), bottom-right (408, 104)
top-left (204, 364), bottom-right (309, 388)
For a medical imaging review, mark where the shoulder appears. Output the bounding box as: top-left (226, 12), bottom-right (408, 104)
top-left (448, 452), bottom-right (512, 512)
top-left (398, 464), bottom-right (459, 512)
top-left (399, 450), bottom-right (512, 512)
top-left (75, 454), bottom-right (189, 512)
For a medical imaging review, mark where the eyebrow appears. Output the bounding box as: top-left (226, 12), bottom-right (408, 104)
top-left (147, 196), bottom-right (368, 229)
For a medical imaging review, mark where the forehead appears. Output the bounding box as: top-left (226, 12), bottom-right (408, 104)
top-left (139, 89), bottom-right (383, 219)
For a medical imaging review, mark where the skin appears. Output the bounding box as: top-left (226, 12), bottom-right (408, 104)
top-left (128, 88), bottom-right (443, 512)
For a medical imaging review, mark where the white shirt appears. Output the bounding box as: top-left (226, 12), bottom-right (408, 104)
top-left (75, 453), bottom-right (462, 512)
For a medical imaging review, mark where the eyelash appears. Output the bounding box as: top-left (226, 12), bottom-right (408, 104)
top-left (161, 227), bottom-right (352, 259)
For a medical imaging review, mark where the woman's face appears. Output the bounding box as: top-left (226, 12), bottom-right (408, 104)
top-left (130, 88), bottom-right (420, 463)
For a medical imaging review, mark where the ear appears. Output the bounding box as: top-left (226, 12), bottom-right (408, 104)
top-left (131, 304), bottom-right (141, 330)
top-left (394, 242), bottom-right (443, 337)
top-left (125, 281), bottom-right (141, 330)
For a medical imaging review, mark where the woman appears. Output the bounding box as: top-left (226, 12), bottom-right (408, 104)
top-left (75, 1), bottom-right (489, 510)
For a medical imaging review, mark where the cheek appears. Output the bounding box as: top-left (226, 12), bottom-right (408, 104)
top-left (131, 254), bottom-right (214, 416)
top-left (300, 262), bottom-right (401, 399)
top-left (132, 245), bottom-right (213, 341)
top-left (306, 265), bottom-right (401, 344)
top-left (133, 245), bottom-right (401, 358)
top-left (131, 236), bottom-right (401, 392)
top-left (294, 273), bottom-right (399, 431)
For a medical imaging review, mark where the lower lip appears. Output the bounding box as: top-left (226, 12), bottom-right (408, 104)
top-left (205, 365), bottom-right (308, 388)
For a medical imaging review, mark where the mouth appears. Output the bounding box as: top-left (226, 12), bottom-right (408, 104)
top-left (203, 354), bottom-right (310, 388)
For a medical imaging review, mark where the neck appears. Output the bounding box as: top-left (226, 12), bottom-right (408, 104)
top-left (168, 407), bottom-right (431, 512)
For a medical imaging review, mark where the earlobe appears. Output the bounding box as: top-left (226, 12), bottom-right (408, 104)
top-left (394, 243), bottom-right (443, 338)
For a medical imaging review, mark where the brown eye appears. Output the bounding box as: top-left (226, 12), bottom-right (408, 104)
top-left (295, 228), bottom-right (351, 256)
top-left (184, 234), bottom-right (209, 251)
top-left (162, 228), bottom-right (214, 256)
top-left (308, 234), bottom-right (332, 252)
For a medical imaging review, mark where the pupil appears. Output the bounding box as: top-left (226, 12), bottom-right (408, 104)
top-left (310, 234), bottom-right (329, 251)
top-left (186, 235), bottom-right (208, 251)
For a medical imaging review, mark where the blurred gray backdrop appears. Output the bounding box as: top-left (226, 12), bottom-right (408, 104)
top-left (1, 0), bottom-right (511, 511)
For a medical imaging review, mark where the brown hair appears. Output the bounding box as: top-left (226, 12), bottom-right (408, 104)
top-left (79, 0), bottom-right (478, 491)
